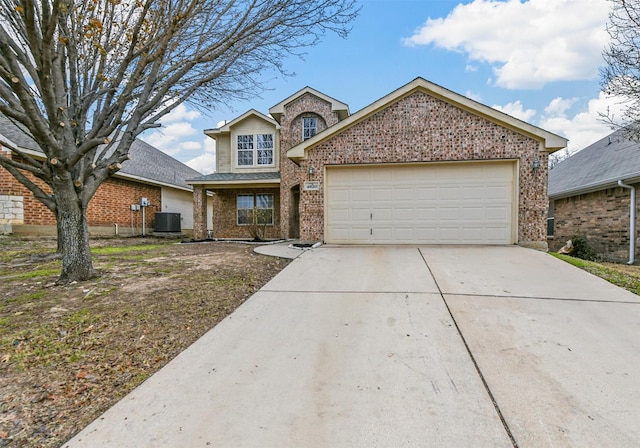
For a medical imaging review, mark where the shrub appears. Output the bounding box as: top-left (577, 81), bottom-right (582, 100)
top-left (571, 235), bottom-right (600, 261)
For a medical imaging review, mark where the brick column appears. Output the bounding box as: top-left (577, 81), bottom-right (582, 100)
top-left (193, 185), bottom-right (207, 240)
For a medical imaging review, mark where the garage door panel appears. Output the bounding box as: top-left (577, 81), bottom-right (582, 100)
top-left (326, 163), bottom-right (515, 245)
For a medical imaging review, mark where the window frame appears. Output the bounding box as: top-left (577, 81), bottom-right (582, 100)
top-left (236, 194), bottom-right (255, 225)
top-left (236, 193), bottom-right (274, 226)
top-left (236, 133), bottom-right (275, 167)
top-left (302, 117), bottom-right (317, 141)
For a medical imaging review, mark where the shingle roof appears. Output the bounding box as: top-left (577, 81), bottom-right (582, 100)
top-left (120, 139), bottom-right (202, 189)
top-left (0, 114), bottom-right (39, 150)
top-left (548, 129), bottom-right (640, 199)
top-left (189, 172), bottom-right (280, 182)
top-left (0, 114), bottom-right (201, 190)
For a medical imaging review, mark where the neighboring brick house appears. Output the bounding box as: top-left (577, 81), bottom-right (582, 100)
top-left (190, 77), bottom-right (567, 248)
top-left (0, 114), bottom-right (211, 236)
top-left (548, 129), bottom-right (639, 263)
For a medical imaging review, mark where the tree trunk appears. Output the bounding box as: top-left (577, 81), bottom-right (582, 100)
top-left (56, 196), bottom-right (96, 283)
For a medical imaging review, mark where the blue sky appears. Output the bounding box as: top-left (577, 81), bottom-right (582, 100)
top-left (141, 0), bottom-right (619, 174)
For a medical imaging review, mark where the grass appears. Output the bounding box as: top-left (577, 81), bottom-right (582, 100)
top-left (91, 244), bottom-right (165, 255)
top-left (551, 253), bottom-right (640, 295)
top-left (5, 267), bottom-right (60, 281)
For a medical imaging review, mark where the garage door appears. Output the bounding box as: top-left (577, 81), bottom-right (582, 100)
top-left (325, 162), bottom-right (516, 245)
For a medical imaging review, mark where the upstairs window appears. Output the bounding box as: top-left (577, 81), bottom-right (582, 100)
top-left (303, 117), bottom-right (317, 141)
top-left (237, 134), bottom-right (274, 167)
top-left (257, 134), bottom-right (274, 165)
top-left (237, 135), bottom-right (254, 166)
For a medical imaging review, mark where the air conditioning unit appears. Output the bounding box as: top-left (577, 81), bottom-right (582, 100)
top-left (154, 212), bottom-right (181, 233)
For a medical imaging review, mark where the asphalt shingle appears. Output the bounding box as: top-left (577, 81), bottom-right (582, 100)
top-left (549, 129), bottom-right (640, 198)
top-left (0, 114), bottom-right (201, 189)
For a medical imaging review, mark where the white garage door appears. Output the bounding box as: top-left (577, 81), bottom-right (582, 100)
top-left (325, 162), bottom-right (516, 245)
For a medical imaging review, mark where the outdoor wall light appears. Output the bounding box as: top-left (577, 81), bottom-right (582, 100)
top-left (532, 159), bottom-right (541, 172)
top-left (308, 166), bottom-right (315, 176)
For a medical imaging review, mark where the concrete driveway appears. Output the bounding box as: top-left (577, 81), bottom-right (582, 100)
top-left (65, 246), bottom-right (640, 448)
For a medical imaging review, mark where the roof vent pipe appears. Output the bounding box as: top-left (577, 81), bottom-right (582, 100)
top-left (618, 180), bottom-right (636, 265)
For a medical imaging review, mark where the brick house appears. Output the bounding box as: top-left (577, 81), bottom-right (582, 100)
top-left (548, 129), bottom-right (639, 263)
top-left (190, 77), bottom-right (567, 248)
top-left (0, 114), bottom-right (211, 236)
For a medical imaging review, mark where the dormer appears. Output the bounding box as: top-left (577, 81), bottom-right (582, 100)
top-left (204, 109), bottom-right (280, 174)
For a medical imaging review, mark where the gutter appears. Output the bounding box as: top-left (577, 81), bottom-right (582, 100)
top-left (618, 180), bottom-right (636, 265)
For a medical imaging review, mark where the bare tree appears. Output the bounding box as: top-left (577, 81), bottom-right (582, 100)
top-left (601, 0), bottom-right (640, 135)
top-left (0, 0), bottom-right (358, 282)
top-left (548, 147), bottom-right (571, 170)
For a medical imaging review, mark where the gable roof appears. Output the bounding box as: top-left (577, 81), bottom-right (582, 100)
top-left (0, 114), bottom-right (201, 191)
top-left (203, 109), bottom-right (279, 137)
top-left (269, 86), bottom-right (350, 123)
top-left (287, 77), bottom-right (568, 162)
top-left (549, 129), bottom-right (640, 199)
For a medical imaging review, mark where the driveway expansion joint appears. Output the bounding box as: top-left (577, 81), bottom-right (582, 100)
top-left (418, 248), bottom-right (519, 448)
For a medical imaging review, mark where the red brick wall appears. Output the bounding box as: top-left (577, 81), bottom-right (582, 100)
top-left (211, 188), bottom-right (280, 239)
top-left (293, 91), bottom-right (547, 244)
top-left (0, 153), bottom-right (161, 229)
top-left (279, 93), bottom-right (342, 239)
top-left (551, 186), bottom-right (639, 262)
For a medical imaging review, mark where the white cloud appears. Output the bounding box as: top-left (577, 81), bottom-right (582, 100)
top-left (141, 110), bottom-right (203, 156)
top-left (466, 90), bottom-right (483, 102)
top-left (403, 0), bottom-right (610, 89)
top-left (160, 103), bottom-right (202, 124)
top-left (492, 100), bottom-right (536, 122)
top-left (538, 91), bottom-right (625, 153)
top-left (203, 135), bottom-right (216, 154)
top-left (186, 152), bottom-right (216, 175)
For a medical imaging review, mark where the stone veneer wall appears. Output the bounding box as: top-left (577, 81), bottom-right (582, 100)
top-left (295, 91), bottom-right (549, 245)
top-left (550, 186), bottom-right (639, 262)
top-left (211, 188), bottom-right (281, 239)
top-left (0, 194), bottom-right (23, 234)
top-left (278, 93), bottom-right (341, 239)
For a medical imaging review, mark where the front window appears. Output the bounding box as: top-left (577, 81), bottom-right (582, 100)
top-left (303, 117), bottom-right (317, 141)
top-left (237, 193), bottom-right (274, 225)
top-left (237, 135), bottom-right (254, 166)
top-left (256, 193), bottom-right (274, 225)
top-left (237, 134), bottom-right (274, 166)
top-left (237, 194), bottom-right (254, 225)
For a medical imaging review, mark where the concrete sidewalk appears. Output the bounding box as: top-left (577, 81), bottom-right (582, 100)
top-left (65, 246), bottom-right (640, 447)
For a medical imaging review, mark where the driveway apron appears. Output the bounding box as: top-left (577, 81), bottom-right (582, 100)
top-left (65, 246), bottom-right (640, 448)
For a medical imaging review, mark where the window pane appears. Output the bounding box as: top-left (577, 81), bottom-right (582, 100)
top-left (256, 194), bottom-right (273, 209)
top-left (237, 135), bottom-right (254, 166)
top-left (303, 117), bottom-right (317, 141)
top-left (257, 134), bottom-right (273, 149)
top-left (256, 194), bottom-right (274, 225)
top-left (256, 209), bottom-right (273, 225)
top-left (237, 195), bottom-right (254, 225)
top-left (257, 134), bottom-right (274, 165)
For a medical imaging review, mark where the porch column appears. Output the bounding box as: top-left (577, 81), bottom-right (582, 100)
top-left (193, 185), bottom-right (208, 240)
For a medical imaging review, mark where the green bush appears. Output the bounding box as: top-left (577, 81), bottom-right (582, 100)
top-left (571, 235), bottom-right (600, 261)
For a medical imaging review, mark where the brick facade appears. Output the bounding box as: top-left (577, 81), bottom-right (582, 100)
top-left (279, 93), bottom-right (341, 239)
top-left (550, 186), bottom-right (639, 262)
top-left (211, 188), bottom-right (281, 239)
top-left (293, 91), bottom-right (547, 244)
top-left (0, 153), bottom-right (161, 234)
top-left (195, 81), bottom-right (559, 246)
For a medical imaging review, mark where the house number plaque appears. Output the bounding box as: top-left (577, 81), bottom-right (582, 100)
top-left (303, 181), bottom-right (320, 191)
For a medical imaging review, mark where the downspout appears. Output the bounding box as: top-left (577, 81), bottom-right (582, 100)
top-left (618, 180), bottom-right (636, 265)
